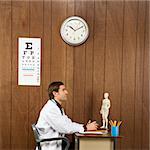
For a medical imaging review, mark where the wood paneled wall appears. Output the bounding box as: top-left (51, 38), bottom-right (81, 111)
top-left (0, 0), bottom-right (149, 150)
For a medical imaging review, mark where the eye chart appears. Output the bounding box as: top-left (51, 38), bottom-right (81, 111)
top-left (18, 37), bottom-right (41, 86)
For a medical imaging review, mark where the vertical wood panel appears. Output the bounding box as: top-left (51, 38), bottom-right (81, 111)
top-left (121, 1), bottom-right (138, 150)
top-left (42, 0), bottom-right (52, 104)
top-left (93, 1), bottom-right (106, 121)
top-left (65, 0), bottom-right (75, 146)
top-left (134, 1), bottom-right (146, 150)
top-left (84, 0), bottom-right (94, 123)
top-left (73, 0), bottom-right (86, 123)
top-left (142, 1), bottom-right (149, 150)
top-left (0, 1), bottom-right (11, 149)
top-left (51, 1), bottom-right (67, 81)
top-left (105, 0), bottom-right (123, 121)
top-left (65, 0), bottom-right (75, 119)
top-left (105, 1), bottom-right (124, 149)
top-left (28, 1), bottom-right (44, 149)
top-left (11, 1), bottom-right (29, 149)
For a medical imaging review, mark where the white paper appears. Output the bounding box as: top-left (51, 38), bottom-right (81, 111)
top-left (18, 37), bottom-right (41, 86)
top-left (79, 130), bottom-right (108, 135)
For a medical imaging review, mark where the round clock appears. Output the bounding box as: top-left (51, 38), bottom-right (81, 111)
top-left (60, 16), bottom-right (89, 46)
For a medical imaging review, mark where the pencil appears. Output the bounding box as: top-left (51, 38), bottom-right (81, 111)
top-left (110, 120), bottom-right (114, 126)
top-left (109, 120), bottom-right (113, 126)
top-left (117, 121), bottom-right (122, 127)
top-left (114, 120), bottom-right (117, 126)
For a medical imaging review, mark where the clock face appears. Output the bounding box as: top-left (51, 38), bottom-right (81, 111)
top-left (60, 16), bottom-right (89, 46)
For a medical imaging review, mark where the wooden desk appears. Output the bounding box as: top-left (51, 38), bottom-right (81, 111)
top-left (75, 133), bottom-right (121, 150)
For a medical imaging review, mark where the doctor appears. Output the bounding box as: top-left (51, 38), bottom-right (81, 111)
top-left (36, 81), bottom-right (98, 150)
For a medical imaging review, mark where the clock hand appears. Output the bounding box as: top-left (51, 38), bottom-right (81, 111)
top-left (75, 26), bottom-right (84, 31)
top-left (67, 25), bottom-right (75, 31)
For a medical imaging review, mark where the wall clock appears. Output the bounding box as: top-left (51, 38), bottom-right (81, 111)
top-left (60, 16), bottom-right (89, 46)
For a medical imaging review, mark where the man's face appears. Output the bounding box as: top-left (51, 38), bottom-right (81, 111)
top-left (55, 85), bottom-right (68, 101)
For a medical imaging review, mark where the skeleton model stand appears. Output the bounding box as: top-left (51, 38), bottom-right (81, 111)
top-left (100, 92), bottom-right (111, 129)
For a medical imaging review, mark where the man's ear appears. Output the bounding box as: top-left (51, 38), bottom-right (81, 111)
top-left (52, 91), bottom-right (58, 96)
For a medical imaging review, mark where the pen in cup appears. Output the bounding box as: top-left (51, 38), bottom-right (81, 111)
top-left (109, 120), bottom-right (122, 136)
top-left (117, 121), bottom-right (122, 127)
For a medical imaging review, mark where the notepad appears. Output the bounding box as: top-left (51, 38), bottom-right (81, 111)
top-left (79, 130), bottom-right (108, 135)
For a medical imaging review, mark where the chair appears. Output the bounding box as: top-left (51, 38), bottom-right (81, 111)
top-left (31, 124), bottom-right (70, 150)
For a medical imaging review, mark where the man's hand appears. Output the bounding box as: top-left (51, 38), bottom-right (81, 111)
top-left (86, 120), bottom-right (98, 131)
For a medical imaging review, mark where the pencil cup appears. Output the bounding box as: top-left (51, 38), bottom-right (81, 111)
top-left (111, 126), bottom-right (119, 136)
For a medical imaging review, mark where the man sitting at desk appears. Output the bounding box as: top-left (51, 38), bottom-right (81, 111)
top-left (36, 81), bottom-right (98, 150)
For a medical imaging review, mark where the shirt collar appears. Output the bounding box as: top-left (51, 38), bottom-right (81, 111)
top-left (51, 99), bottom-right (63, 115)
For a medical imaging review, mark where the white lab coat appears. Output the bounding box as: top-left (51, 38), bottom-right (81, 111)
top-left (35, 100), bottom-right (84, 150)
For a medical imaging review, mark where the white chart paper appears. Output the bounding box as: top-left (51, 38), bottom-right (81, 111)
top-left (18, 37), bottom-right (41, 86)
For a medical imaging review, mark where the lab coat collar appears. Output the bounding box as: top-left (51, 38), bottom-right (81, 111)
top-left (51, 99), bottom-right (63, 115)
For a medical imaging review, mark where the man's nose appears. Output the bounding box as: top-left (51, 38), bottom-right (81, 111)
top-left (65, 90), bottom-right (68, 94)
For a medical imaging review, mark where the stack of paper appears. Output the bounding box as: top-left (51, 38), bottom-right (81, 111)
top-left (79, 130), bottom-right (108, 135)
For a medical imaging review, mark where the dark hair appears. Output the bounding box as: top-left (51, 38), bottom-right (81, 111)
top-left (48, 81), bottom-right (64, 99)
